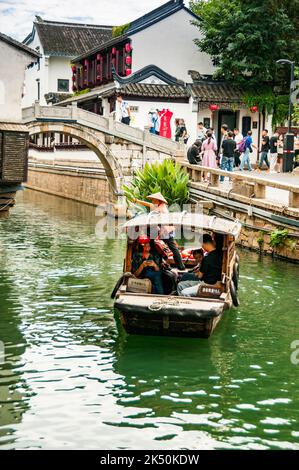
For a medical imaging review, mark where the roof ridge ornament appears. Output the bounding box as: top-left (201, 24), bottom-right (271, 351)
top-left (112, 64), bottom-right (185, 87)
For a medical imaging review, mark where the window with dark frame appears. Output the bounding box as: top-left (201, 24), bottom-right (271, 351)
top-left (57, 79), bottom-right (70, 92)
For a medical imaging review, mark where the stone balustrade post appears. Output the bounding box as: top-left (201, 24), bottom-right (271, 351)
top-left (289, 190), bottom-right (299, 209)
top-left (34, 100), bottom-right (40, 118)
top-left (71, 102), bottom-right (78, 120)
top-left (254, 182), bottom-right (266, 199)
top-left (210, 172), bottom-right (220, 187)
top-left (108, 116), bottom-right (115, 131)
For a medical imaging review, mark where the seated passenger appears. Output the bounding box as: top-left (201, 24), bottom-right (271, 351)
top-left (177, 234), bottom-right (222, 297)
top-left (131, 192), bottom-right (185, 270)
top-left (179, 249), bottom-right (204, 282)
top-left (132, 236), bottom-right (164, 295)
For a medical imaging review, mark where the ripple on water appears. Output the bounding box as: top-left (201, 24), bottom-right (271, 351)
top-left (0, 191), bottom-right (299, 450)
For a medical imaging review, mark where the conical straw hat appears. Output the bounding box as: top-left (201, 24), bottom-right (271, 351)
top-left (147, 192), bottom-right (168, 204)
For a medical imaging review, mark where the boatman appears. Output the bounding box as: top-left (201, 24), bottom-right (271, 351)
top-left (177, 234), bottom-right (222, 296)
top-left (132, 192), bottom-right (185, 270)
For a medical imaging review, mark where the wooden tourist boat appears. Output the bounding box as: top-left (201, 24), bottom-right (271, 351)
top-left (113, 212), bottom-right (242, 338)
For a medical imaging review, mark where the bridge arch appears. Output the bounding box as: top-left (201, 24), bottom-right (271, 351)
top-left (27, 121), bottom-right (124, 200)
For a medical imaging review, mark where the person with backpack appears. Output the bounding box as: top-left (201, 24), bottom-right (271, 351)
top-left (239, 131), bottom-right (256, 172)
top-left (148, 109), bottom-right (160, 135)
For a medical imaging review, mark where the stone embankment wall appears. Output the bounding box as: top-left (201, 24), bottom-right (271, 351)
top-left (26, 166), bottom-right (109, 206)
top-left (199, 201), bottom-right (299, 263)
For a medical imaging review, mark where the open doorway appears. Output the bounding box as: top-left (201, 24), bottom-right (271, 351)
top-left (217, 110), bottom-right (237, 147)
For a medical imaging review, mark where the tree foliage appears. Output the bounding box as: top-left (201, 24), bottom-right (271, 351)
top-left (190, 0), bottom-right (299, 90)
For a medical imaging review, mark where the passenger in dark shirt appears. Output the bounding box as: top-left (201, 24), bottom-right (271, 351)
top-left (187, 140), bottom-right (202, 165)
top-left (177, 234), bottom-right (222, 296)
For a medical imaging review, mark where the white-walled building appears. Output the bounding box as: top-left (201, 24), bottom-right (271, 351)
top-left (63, 0), bottom-right (267, 159)
top-left (25, 0), bottom-right (271, 166)
top-left (22, 17), bottom-right (113, 107)
top-left (0, 33), bottom-right (40, 212)
top-left (0, 33), bottom-right (40, 122)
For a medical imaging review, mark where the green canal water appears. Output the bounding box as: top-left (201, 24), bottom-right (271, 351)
top-left (0, 190), bottom-right (299, 450)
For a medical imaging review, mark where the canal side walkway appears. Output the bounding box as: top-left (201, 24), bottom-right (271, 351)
top-left (180, 161), bottom-right (299, 262)
top-left (223, 170), bottom-right (299, 206)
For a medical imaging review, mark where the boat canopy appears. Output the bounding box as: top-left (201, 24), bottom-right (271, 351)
top-left (123, 212), bottom-right (242, 239)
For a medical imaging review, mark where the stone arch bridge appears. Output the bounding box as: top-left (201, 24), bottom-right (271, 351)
top-left (22, 104), bottom-right (184, 201)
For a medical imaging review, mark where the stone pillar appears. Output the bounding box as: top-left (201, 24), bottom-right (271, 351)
top-left (254, 182), bottom-right (266, 199)
top-left (289, 190), bottom-right (299, 208)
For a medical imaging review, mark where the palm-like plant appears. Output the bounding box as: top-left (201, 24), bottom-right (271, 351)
top-left (123, 159), bottom-right (189, 207)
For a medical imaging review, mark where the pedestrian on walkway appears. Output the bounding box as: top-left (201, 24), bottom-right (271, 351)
top-left (277, 134), bottom-right (284, 173)
top-left (175, 119), bottom-right (184, 142)
top-left (197, 122), bottom-right (207, 142)
top-left (233, 128), bottom-right (243, 167)
top-left (269, 132), bottom-right (279, 173)
top-left (218, 124), bottom-right (229, 167)
top-left (116, 94), bottom-right (131, 125)
top-left (220, 131), bottom-right (236, 182)
top-left (258, 129), bottom-right (270, 170)
top-left (209, 127), bottom-right (217, 146)
top-left (240, 131), bottom-right (256, 172)
top-left (148, 109), bottom-right (160, 135)
top-left (187, 140), bottom-right (202, 165)
top-left (201, 131), bottom-right (217, 181)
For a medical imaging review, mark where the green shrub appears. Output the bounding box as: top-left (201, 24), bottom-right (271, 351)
top-left (112, 23), bottom-right (131, 38)
top-left (73, 88), bottom-right (90, 96)
top-left (123, 160), bottom-right (189, 207)
top-left (269, 229), bottom-right (290, 249)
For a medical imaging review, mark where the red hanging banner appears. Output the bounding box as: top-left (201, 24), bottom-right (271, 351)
top-left (159, 109), bottom-right (173, 139)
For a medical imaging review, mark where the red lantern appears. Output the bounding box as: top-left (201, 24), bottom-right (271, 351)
top-left (250, 105), bottom-right (258, 113)
top-left (209, 104), bottom-right (219, 112)
top-left (112, 47), bottom-right (117, 55)
top-left (72, 75), bottom-right (76, 82)
top-left (125, 56), bottom-right (132, 66)
top-left (96, 75), bottom-right (101, 81)
top-left (96, 54), bottom-right (101, 61)
top-left (125, 69), bottom-right (132, 76)
top-left (125, 43), bottom-right (132, 53)
top-left (84, 59), bottom-right (89, 67)
top-left (71, 65), bottom-right (76, 73)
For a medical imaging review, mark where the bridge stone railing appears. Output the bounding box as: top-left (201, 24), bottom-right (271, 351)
top-left (180, 161), bottom-right (299, 211)
top-left (22, 104), bottom-right (183, 157)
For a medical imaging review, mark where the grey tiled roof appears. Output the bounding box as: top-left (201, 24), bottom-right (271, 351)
top-left (118, 82), bottom-right (189, 99)
top-left (33, 19), bottom-right (113, 56)
top-left (0, 32), bottom-right (40, 58)
top-left (190, 82), bottom-right (244, 102)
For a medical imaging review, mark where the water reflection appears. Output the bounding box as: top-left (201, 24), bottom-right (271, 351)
top-left (0, 190), bottom-right (298, 450)
top-left (0, 267), bottom-right (29, 447)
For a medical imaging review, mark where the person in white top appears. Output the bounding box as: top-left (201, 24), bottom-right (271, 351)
top-left (116, 94), bottom-right (131, 125)
top-left (233, 128), bottom-right (243, 167)
top-left (197, 122), bottom-right (207, 141)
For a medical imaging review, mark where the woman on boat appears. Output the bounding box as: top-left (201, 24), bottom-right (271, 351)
top-left (132, 236), bottom-right (164, 295)
top-left (132, 192), bottom-right (186, 270)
